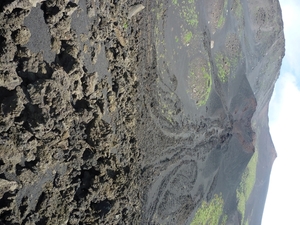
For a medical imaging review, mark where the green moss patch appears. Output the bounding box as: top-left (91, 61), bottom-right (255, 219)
top-left (183, 31), bottom-right (193, 44)
top-left (215, 34), bottom-right (241, 82)
top-left (233, 0), bottom-right (243, 19)
top-left (216, 53), bottom-right (231, 82)
top-left (172, 0), bottom-right (198, 28)
top-left (218, 0), bottom-right (228, 29)
top-left (188, 58), bottom-right (212, 107)
top-left (236, 151), bottom-right (258, 224)
top-left (191, 193), bottom-right (227, 225)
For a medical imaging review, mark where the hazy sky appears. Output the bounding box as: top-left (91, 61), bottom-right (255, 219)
top-left (262, 0), bottom-right (300, 224)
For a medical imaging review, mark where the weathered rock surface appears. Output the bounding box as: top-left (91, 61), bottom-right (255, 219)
top-left (0, 0), bottom-right (284, 225)
top-left (0, 0), bottom-right (142, 224)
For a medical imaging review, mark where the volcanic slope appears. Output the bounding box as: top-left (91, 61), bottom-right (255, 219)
top-left (138, 0), bottom-right (284, 224)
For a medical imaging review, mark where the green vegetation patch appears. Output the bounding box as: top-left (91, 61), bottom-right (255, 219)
top-left (172, 0), bottom-right (198, 27)
top-left (216, 0), bottom-right (228, 29)
top-left (217, 14), bottom-right (225, 28)
top-left (233, 0), bottom-right (243, 19)
top-left (155, 1), bottom-right (165, 21)
top-left (191, 193), bottom-right (227, 225)
top-left (172, 0), bottom-right (179, 6)
top-left (188, 58), bottom-right (212, 107)
top-left (236, 151), bottom-right (259, 224)
top-left (216, 53), bottom-right (231, 82)
top-left (183, 31), bottom-right (193, 44)
top-left (215, 33), bottom-right (242, 81)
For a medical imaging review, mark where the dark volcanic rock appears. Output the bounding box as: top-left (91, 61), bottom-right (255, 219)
top-left (0, 0), bottom-right (142, 224)
top-left (0, 0), bottom-right (284, 225)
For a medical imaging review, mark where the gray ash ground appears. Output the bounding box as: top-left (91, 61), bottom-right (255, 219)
top-left (0, 0), bottom-right (284, 225)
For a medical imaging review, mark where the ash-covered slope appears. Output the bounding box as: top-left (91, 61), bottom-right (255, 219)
top-left (0, 0), bottom-right (284, 225)
top-left (138, 0), bottom-right (284, 224)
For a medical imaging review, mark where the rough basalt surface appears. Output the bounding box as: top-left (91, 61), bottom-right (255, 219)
top-left (0, 0), bottom-right (142, 224)
top-left (0, 0), bottom-right (284, 224)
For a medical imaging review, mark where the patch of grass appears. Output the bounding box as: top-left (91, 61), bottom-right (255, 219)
top-left (233, 0), bottom-right (243, 18)
top-left (172, 0), bottom-right (178, 5)
top-left (173, 0), bottom-right (198, 27)
top-left (182, 5), bottom-right (198, 27)
top-left (184, 31), bottom-right (193, 43)
top-left (161, 96), bottom-right (174, 121)
top-left (155, 1), bottom-right (165, 21)
top-left (216, 53), bottom-right (230, 82)
top-left (191, 193), bottom-right (227, 225)
top-left (217, 0), bottom-right (228, 29)
top-left (217, 14), bottom-right (225, 28)
top-left (188, 61), bottom-right (212, 107)
top-left (236, 151), bottom-right (258, 224)
top-left (123, 22), bottom-right (128, 29)
top-left (175, 36), bottom-right (179, 43)
top-left (197, 66), bottom-right (212, 106)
